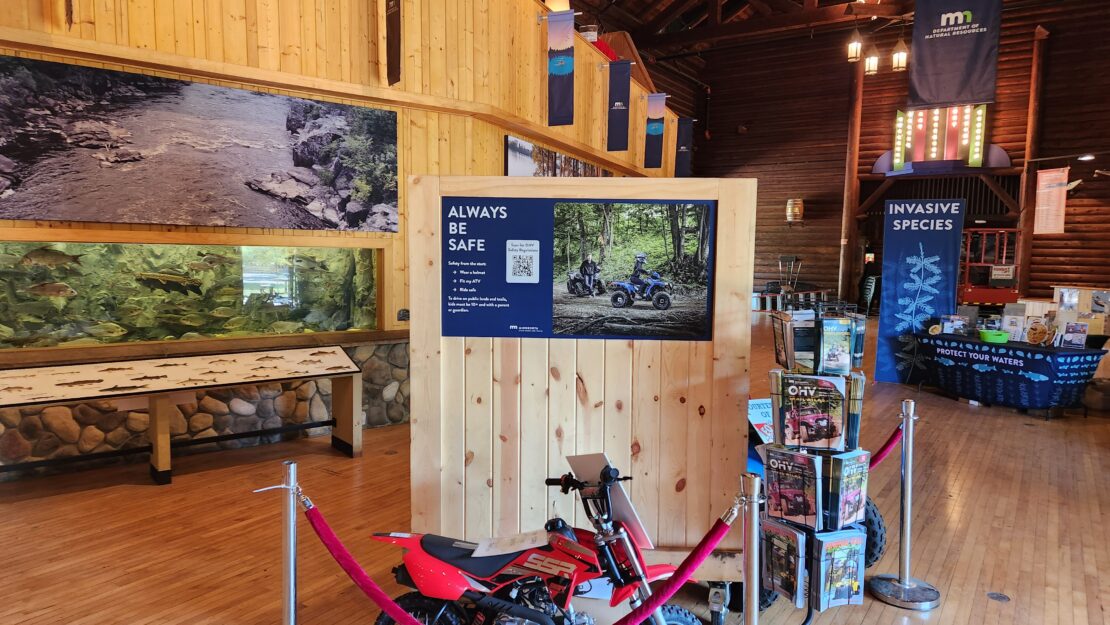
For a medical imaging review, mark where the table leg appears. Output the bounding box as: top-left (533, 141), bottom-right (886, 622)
top-left (148, 395), bottom-right (173, 484)
top-left (330, 374), bottom-right (363, 458)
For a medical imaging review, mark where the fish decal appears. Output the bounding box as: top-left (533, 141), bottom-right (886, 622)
top-left (154, 363), bottom-right (186, 368)
top-left (132, 374), bottom-right (168, 381)
top-left (180, 378), bottom-right (216, 385)
top-left (25, 282), bottom-right (79, 298)
top-left (971, 363), bottom-right (997, 372)
top-left (936, 357), bottom-right (956, 366)
top-left (256, 355), bottom-right (282, 361)
top-left (298, 359), bottom-right (322, 365)
top-left (99, 366), bottom-right (133, 372)
top-left (99, 384), bottom-right (148, 392)
top-left (0, 385), bottom-right (32, 393)
top-left (1018, 370), bottom-right (1050, 382)
top-left (309, 350), bottom-right (333, 356)
top-left (55, 379), bottom-right (104, 387)
top-left (135, 272), bottom-right (203, 296)
top-left (252, 365), bottom-right (278, 371)
top-left (325, 365), bottom-right (349, 371)
top-left (199, 370), bottom-right (227, 376)
top-left (210, 359), bottom-right (234, 364)
top-left (20, 247), bottom-right (84, 268)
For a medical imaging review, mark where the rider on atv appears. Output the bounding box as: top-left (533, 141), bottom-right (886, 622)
top-left (630, 252), bottom-right (650, 295)
top-left (579, 254), bottom-right (600, 296)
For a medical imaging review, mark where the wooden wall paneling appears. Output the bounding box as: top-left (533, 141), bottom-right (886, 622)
top-left (337, 0), bottom-right (351, 82)
top-left (276, 0), bottom-right (299, 73)
top-left (518, 339), bottom-right (550, 531)
top-left (427, 0), bottom-right (444, 98)
top-left (573, 339), bottom-right (606, 528)
top-left (546, 338), bottom-right (577, 524)
top-left (709, 178), bottom-right (756, 552)
top-left (684, 340), bottom-right (712, 546)
top-left (440, 337), bottom-right (467, 538)
top-left (322, 0), bottom-right (340, 80)
top-left (656, 341), bottom-right (690, 547)
top-left (407, 173), bottom-right (441, 534)
top-left (464, 337), bottom-right (494, 541)
top-left (629, 340), bottom-right (661, 543)
top-left (603, 340), bottom-right (633, 479)
top-left (128, 0), bottom-right (155, 50)
top-left (93, 0), bottom-right (116, 42)
top-left (492, 338), bottom-right (522, 537)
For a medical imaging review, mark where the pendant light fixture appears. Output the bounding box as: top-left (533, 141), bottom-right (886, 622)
top-left (892, 22), bottom-right (909, 72)
top-left (848, 27), bottom-right (864, 63)
top-left (864, 44), bottom-right (880, 75)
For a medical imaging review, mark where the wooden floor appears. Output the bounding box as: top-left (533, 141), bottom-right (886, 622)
top-left (2, 316), bottom-right (1108, 625)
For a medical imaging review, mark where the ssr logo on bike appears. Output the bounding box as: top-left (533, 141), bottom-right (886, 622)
top-left (523, 553), bottom-right (578, 577)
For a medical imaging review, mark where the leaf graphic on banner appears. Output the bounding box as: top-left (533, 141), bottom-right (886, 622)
top-left (893, 242), bottom-right (940, 376)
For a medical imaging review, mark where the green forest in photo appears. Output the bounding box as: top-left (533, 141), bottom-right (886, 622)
top-left (552, 202), bottom-right (714, 289)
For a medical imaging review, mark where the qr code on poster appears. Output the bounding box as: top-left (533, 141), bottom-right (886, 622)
top-left (505, 240), bottom-right (540, 284)
top-left (511, 254), bottom-right (535, 278)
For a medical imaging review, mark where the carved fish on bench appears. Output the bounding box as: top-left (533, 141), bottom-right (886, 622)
top-left (100, 384), bottom-right (148, 392)
top-left (132, 375), bottom-right (168, 381)
top-left (56, 379), bottom-right (104, 387)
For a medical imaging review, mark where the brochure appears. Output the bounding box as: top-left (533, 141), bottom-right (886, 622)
top-left (762, 518), bottom-right (807, 608)
top-left (778, 373), bottom-right (847, 451)
top-left (761, 444), bottom-right (823, 530)
top-left (818, 317), bottom-right (852, 376)
top-left (1061, 322), bottom-right (1089, 349)
top-left (812, 528), bottom-right (866, 611)
top-left (825, 449), bottom-right (870, 530)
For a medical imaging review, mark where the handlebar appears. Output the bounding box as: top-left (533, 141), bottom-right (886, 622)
top-left (545, 466), bottom-right (631, 494)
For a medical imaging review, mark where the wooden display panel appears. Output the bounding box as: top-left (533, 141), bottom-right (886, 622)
top-left (408, 176), bottom-right (756, 579)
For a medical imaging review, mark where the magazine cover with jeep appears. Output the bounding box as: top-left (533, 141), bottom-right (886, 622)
top-left (761, 445), bottom-right (823, 529)
top-left (550, 201), bottom-right (714, 339)
top-left (775, 374), bottom-right (848, 451)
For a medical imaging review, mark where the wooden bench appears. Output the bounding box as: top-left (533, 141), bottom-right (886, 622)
top-left (0, 346), bottom-right (363, 484)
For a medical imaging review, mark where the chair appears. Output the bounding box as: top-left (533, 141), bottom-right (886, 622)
top-left (861, 276), bottom-right (878, 317)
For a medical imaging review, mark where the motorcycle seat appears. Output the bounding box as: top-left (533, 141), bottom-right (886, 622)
top-left (420, 534), bottom-right (524, 579)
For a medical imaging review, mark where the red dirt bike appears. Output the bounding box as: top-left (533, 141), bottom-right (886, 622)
top-left (372, 465), bottom-right (699, 625)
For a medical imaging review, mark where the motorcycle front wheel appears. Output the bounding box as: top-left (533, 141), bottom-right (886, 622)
top-left (374, 591), bottom-right (467, 625)
top-left (659, 604), bottom-right (700, 625)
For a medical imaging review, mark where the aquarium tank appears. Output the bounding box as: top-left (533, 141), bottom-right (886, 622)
top-left (0, 241), bottom-right (376, 348)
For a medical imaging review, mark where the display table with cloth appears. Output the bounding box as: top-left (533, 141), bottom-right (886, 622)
top-left (914, 333), bottom-right (1106, 411)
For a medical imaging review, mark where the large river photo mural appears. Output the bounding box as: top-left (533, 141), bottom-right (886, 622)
top-left (0, 56), bottom-right (398, 231)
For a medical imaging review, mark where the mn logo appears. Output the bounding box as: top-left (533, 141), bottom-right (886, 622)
top-left (940, 10), bottom-right (973, 26)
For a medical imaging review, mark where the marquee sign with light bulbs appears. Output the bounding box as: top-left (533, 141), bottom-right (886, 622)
top-left (891, 104), bottom-right (989, 172)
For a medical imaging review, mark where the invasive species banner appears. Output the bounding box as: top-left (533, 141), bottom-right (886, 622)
top-left (441, 197), bottom-right (716, 340)
top-left (909, 0), bottom-right (1001, 108)
top-left (675, 117), bottom-right (694, 177)
top-left (644, 93), bottom-right (667, 169)
top-left (876, 199), bottom-right (967, 383)
top-left (546, 10), bottom-right (576, 127)
top-left (606, 60), bottom-right (632, 151)
top-left (0, 56), bottom-right (398, 231)
top-left (386, 0), bottom-right (402, 85)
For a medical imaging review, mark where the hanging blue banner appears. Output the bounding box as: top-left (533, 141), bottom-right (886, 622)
top-left (908, 0), bottom-right (1001, 108)
top-left (644, 93), bottom-right (667, 169)
top-left (675, 117), bottom-right (693, 177)
top-left (875, 199), bottom-right (966, 383)
top-left (547, 10), bottom-right (576, 126)
top-left (606, 60), bottom-right (631, 151)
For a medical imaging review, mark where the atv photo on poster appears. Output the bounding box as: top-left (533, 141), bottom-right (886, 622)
top-left (551, 201), bottom-right (715, 340)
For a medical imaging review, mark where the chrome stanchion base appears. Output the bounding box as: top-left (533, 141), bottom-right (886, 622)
top-left (868, 574), bottom-right (941, 611)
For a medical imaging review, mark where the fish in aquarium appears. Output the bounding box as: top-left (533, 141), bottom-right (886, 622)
top-left (20, 247), bottom-right (85, 269)
top-left (0, 241), bottom-right (377, 348)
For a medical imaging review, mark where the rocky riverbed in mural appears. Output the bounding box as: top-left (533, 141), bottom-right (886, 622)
top-left (0, 56), bottom-right (397, 231)
top-left (0, 341), bottom-right (410, 477)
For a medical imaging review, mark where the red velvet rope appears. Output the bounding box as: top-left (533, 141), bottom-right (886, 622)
top-left (869, 425), bottom-right (903, 470)
top-left (304, 506), bottom-right (425, 625)
top-left (612, 518), bottom-right (733, 625)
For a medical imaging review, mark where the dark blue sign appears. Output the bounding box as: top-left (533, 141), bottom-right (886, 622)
top-left (607, 60), bottom-right (631, 152)
top-left (644, 93), bottom-right (667, 169)
top-left (547, 11), bottom-right (576, 126)
top-left (441, 197), bottom-right (716, 340)
top-left (909, 0), bottom-right (1001, 108)
top-left (876, 199), bottom-right (967, 383)
top-left (675, 117), bottom-right (693, 177)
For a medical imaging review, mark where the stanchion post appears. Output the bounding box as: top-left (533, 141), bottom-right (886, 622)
top-left (740, 472), bottom-right (763, 625)
top-left (283, 460), bottom-right (298, 625)
top-left (868, 400), bottom-right (941, 611)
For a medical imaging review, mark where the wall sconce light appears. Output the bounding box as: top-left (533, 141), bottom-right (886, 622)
top-left (892, 38), bottom-right (909, 72)
top-left (864, 45), bottom-right (880, 75)
top-left (848, 28), bottom-right (863, 62)
top-left (786, 198), bottom-right (805, 224)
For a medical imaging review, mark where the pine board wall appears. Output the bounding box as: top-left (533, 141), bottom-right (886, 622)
top-left (0, 0), bottom-right (681, 332)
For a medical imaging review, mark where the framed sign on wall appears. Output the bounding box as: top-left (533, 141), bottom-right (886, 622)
top-left (408, 176), bottom-right (757, 580)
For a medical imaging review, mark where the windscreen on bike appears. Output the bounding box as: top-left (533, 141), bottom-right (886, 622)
top-left (566, 453), bottom-right (654, 550)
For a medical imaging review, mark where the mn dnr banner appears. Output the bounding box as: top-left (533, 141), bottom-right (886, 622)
top-left (643, 93), bottom-right (667, 168)
top-left (546, 11), bottom-right (575, 126)
top-left (909, 0), bottom-right (1001, 108)
top-left (675, 117), bottom-right (693, 177)
top-left (607, 60), bottom-right (632, 151)
top-left (876, 199), bottom-right (967, 383)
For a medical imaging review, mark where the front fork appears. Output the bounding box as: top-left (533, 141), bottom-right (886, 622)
top-left (596, 527), bottom-right (668, 625)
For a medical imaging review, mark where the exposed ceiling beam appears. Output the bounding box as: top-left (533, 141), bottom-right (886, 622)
top-left (762, 0), bottom-right (803, 13)
top-left (707, 0), bottom-right (723, 26)
top-left (636, 2), bottom-right (907, 49)
top-left (635, 0), bottom-right (702, 36)
top-left (746, 0), bottom-right (775, 18)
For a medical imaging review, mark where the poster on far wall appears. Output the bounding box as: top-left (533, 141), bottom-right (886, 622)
top-left (442, 197), bottom-right (715, 340)
top-left (0, 56), bottom-right (398, 231)
top-left (505, 135), bottom-right (613, 177)
top-left (875, 199), bottom-right (966, 383)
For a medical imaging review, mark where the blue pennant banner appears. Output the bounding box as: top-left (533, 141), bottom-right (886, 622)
top-left (546, 10), bottom-right (576, 126)
top-left (643, 93), bottom-right (667, 169)
top-left (606, 60), bottom-right (632, 151)
top-left (675, 117), bottom-right (693, 177)
top-left (875, 199), bottom-right (967, 383)
top-left (909, 0), bottom-right (1001, 108)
